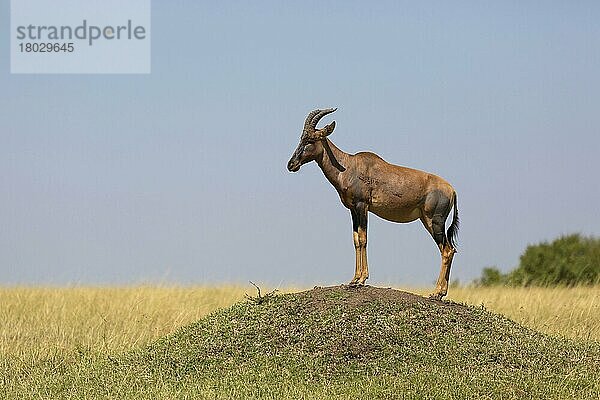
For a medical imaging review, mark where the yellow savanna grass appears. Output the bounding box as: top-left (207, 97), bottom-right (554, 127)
top-left (0, 285), bottom-right (598, 359)
top-left (443, 285), bottom-right (600, 343)
top-left (0, 285), bottom-right (248, 357)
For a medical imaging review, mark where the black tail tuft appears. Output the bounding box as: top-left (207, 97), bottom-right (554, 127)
top-left (446, 192), bottom-right (459, 249)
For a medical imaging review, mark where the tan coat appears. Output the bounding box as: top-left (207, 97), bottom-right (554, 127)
top-left (288, 109), bottom-right (459, 299)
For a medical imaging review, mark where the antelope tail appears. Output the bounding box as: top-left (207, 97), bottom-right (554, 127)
top-left (446, 192), bottom-right (459, 249)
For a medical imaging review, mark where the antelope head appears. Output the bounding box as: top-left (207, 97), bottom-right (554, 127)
top-left (287, 108), bottom-right (337, 172)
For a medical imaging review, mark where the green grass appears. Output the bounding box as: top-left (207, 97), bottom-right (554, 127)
top-left (2, 285), bottom-right (599, 399)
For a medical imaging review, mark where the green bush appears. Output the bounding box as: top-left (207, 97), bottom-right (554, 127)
top-left (474, 266), bottom-right (505, 287)
top-left (475, 234), bottom-right (600, 286)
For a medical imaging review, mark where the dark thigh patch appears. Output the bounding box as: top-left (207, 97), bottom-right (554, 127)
top-left (424, 190), bottom-right (451, 216)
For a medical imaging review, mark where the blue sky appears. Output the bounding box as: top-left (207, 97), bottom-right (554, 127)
top-left (1, 2), bottom-right (599, 287)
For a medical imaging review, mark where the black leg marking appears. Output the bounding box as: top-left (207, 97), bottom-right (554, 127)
top-left (432, 214), bottom-right (447, 247)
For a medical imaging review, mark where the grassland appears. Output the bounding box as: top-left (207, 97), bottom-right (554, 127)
top-left (1, 284), bottom-right (598, 357)
top-left (0, 286), bottom-right (249, 356)
top-left (1, 284), bottom-right (599, 399)
top-left (443, 285), bottom-right (600, 342)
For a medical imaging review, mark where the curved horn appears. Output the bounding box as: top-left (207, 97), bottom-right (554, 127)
top-left (303, 109), bottom-right (322, 133)
top-left (310, 108), bottom-right (337, 131)
top-left (303, 108), bottom-right (337, 133)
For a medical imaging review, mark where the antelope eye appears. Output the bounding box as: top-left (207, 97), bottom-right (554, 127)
top-left (303, 143), bottom-right (315, 153)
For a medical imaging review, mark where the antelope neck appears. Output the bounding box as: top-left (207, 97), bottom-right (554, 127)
top-left (316, 138), bottom-right (349, 186)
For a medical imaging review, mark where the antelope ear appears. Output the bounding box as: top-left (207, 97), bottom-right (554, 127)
top-left (318, 121), bottom-right (336, 137)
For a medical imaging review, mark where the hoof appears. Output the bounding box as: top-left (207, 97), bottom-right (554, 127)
top-left (428, 292), bottom-right (446, 301)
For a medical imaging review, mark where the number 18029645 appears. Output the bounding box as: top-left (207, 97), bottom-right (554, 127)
top-left (19, 43), bottom-right (74, 53)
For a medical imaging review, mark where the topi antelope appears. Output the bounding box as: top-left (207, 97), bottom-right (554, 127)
top-left (287, 108), bottom-right (459, 299)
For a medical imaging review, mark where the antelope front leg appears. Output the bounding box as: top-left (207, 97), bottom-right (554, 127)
top-left (358, 231), bottom-right (369, 284)
top-left (350, 231), bottom-right (361, 285)
top-left (356, 203), bottom-right (369, 285)
top-left (349, 209), bottom-right (361, 285)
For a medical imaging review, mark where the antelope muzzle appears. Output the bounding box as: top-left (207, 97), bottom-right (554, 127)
top-left (287, 157), bottom-right (301, 172)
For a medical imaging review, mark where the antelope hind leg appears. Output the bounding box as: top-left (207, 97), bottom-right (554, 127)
top-left (430, 244), bottom-right (455, 300)
top-left (422, 207), bottom-right (454, 300)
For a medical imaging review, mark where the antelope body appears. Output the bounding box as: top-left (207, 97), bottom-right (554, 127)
top-left (287, 108), bottom-right (459, 299)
